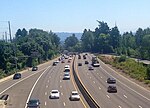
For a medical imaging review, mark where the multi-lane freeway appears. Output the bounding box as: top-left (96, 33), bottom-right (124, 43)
top-left (0, 53), bottom-right (150, 108)
top-left (75, 53), bottom-right (150, 108)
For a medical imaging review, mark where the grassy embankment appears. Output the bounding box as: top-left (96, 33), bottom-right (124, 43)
top-left (99, 55), bottom-right (150, 85)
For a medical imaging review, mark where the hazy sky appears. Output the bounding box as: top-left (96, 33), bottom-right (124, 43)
top-left (0, 0), bottom-right (150, 37)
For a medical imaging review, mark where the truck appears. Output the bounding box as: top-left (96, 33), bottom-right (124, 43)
top-left (92, 56), bottom-right (100, 67)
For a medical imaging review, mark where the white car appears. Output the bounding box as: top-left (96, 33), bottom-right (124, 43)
top-left (64, 67), bottom-right (70, 72)
top-left (50, 90), bottom-right (60, 99)
top-left (65, 65), bottom-right (70, 69)
top-left (63, 73), bottom-right (70, 80)
top-left (70, 91), bottom-right (80, 101)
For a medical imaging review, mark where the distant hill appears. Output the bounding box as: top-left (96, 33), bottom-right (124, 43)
top-left (55, 32), bottom-right (82, 41)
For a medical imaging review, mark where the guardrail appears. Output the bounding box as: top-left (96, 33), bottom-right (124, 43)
top-left (72, 55), bottom-right (100, 108)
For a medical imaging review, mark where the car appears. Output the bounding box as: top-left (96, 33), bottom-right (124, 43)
top-left (65, 65), bottom-right (70, 69)
top-left (0, 94), bottom-right (9, 105)
top-left (85, 61), bottom-right (89, 64)
top-left (61, 60), bottom-right (65, 63)
top-left (88, 66), bottom-right (94, 70)
top-left (32, 66), bottom-right (38, 71)
top-left (107, 85), bottom-right (117, 93)
top-left (68, 60), bottom-right (71, 63)
top-left (50, 90), bottom-right (60, 99)
top-left (13, 73), bottom-right (21, 79)
top-left (107, 77), bottom-right (116, 84)
top-left (78, 63), bottom-right (82, 66)
top-left (64, 67), bottom-right (70, 72)
top-left (63, 73), bottom-right (70, 80)
top-left (83, 55), bottom-right (86, 59)
top-left (52, 62), bottom-right (57, 66)
top-left (78, 55), bottom-right (81, 59)
top-left (70, 91), bottom-right (80, 101)
top-left (27, 99), bottom-right (40, 108)
top-left (55, 60), bottom-right (59, 63)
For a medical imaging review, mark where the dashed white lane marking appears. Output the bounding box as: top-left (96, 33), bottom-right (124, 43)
top-left (60, 80), bottom-right (62, 82)
top-left (99, 87), bottom-right (101, 90)
top-left (45, 101), bottom-right (47, 106)
top-left (93, 81), bottom-right (95, 83)
top-left (90, 77), bottom-right (92, 79)
top-left (101, 76), bottom-right (103, 79)
top-left (139, 105), bottom-right (143, 108)
top-left (63, 102), bottom-right (66, 106)
top-left (60, 76), bottom-right (61, 78)
top-left (97, 73), bottom-right (99, 75)
top-left (47, 80), bottom-right (49, 83)
top-left (106, 95), bottom-right (110, 98)
top-left (46, 85), bottom-right (48, 88)
top-left (45, 92), bottom-right (47, 95)
top-left (60, 85), bottom-right (62, 88)
top-left (61, 93), bottom-right (63, 95)
top-left (123, 95), bottom-right (127, 98)
top-left (118, 106), bottom-right (122, 108)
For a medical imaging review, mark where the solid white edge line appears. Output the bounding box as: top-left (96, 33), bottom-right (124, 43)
top-left (0, 68), bottom-right (46, 95)
top-left (24, 65), bottom-right (51, 108)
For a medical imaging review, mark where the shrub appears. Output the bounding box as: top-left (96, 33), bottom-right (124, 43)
top-left (118, 55), bottom-right (127, 62)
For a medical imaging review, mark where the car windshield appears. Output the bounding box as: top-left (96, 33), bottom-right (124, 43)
top-left (52, 91), bottom-right (58, 93)
top-left (72, 92), bottom-right (78, 95)
top-left (29, 100), bottom-right (38, 104)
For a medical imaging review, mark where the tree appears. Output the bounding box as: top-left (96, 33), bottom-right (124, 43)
top-left (135, 28), bottom-right (143, 46)
top-left (109, 26), bottom-right (120, 49)
top-left (81, 29), bottom-right (94, 52)
top-left (64, 34), bottom-right (79, 51)
top-left (15, 29), bottom-right (22, 38)
top-left (22, 28), bottom-right (28, 37)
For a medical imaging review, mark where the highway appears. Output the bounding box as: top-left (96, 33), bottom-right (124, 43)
top-left (75, 53), bottom-right (150, 108)
top-left (0, 53), bottom-right (150, 108)
top-left (0, 57), bottom-right (88, 108)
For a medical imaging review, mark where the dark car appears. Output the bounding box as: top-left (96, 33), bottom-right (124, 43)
top-left (85, 61), bottom-right (89, 64)
top-left (32, 66), bottom-right (38, 71)
top-left (78, 55), bottom-right (81, 59)
top-left (107, 85), bottom-right (117, 93)
top-left (52, 62), bottom-right (57, 66)
top-left (78, 63), bottom-right (82, 66)
top-left (13, 73), bottom-right (21, 79)
top-left (83, 55), bottom-right (86, 59)
top-left (107, 77), bottom-right (116, 84)
top-left (27, 99), bottom-right (40, 108)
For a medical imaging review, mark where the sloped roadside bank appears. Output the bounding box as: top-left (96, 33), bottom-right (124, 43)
top-left (98, 55), bottom-right (150, 90)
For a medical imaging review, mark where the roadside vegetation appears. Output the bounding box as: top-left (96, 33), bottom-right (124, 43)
top-left (99, 55), bottom-right (150, 85)
top-left (0, 28), bottom-right (60, 79)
